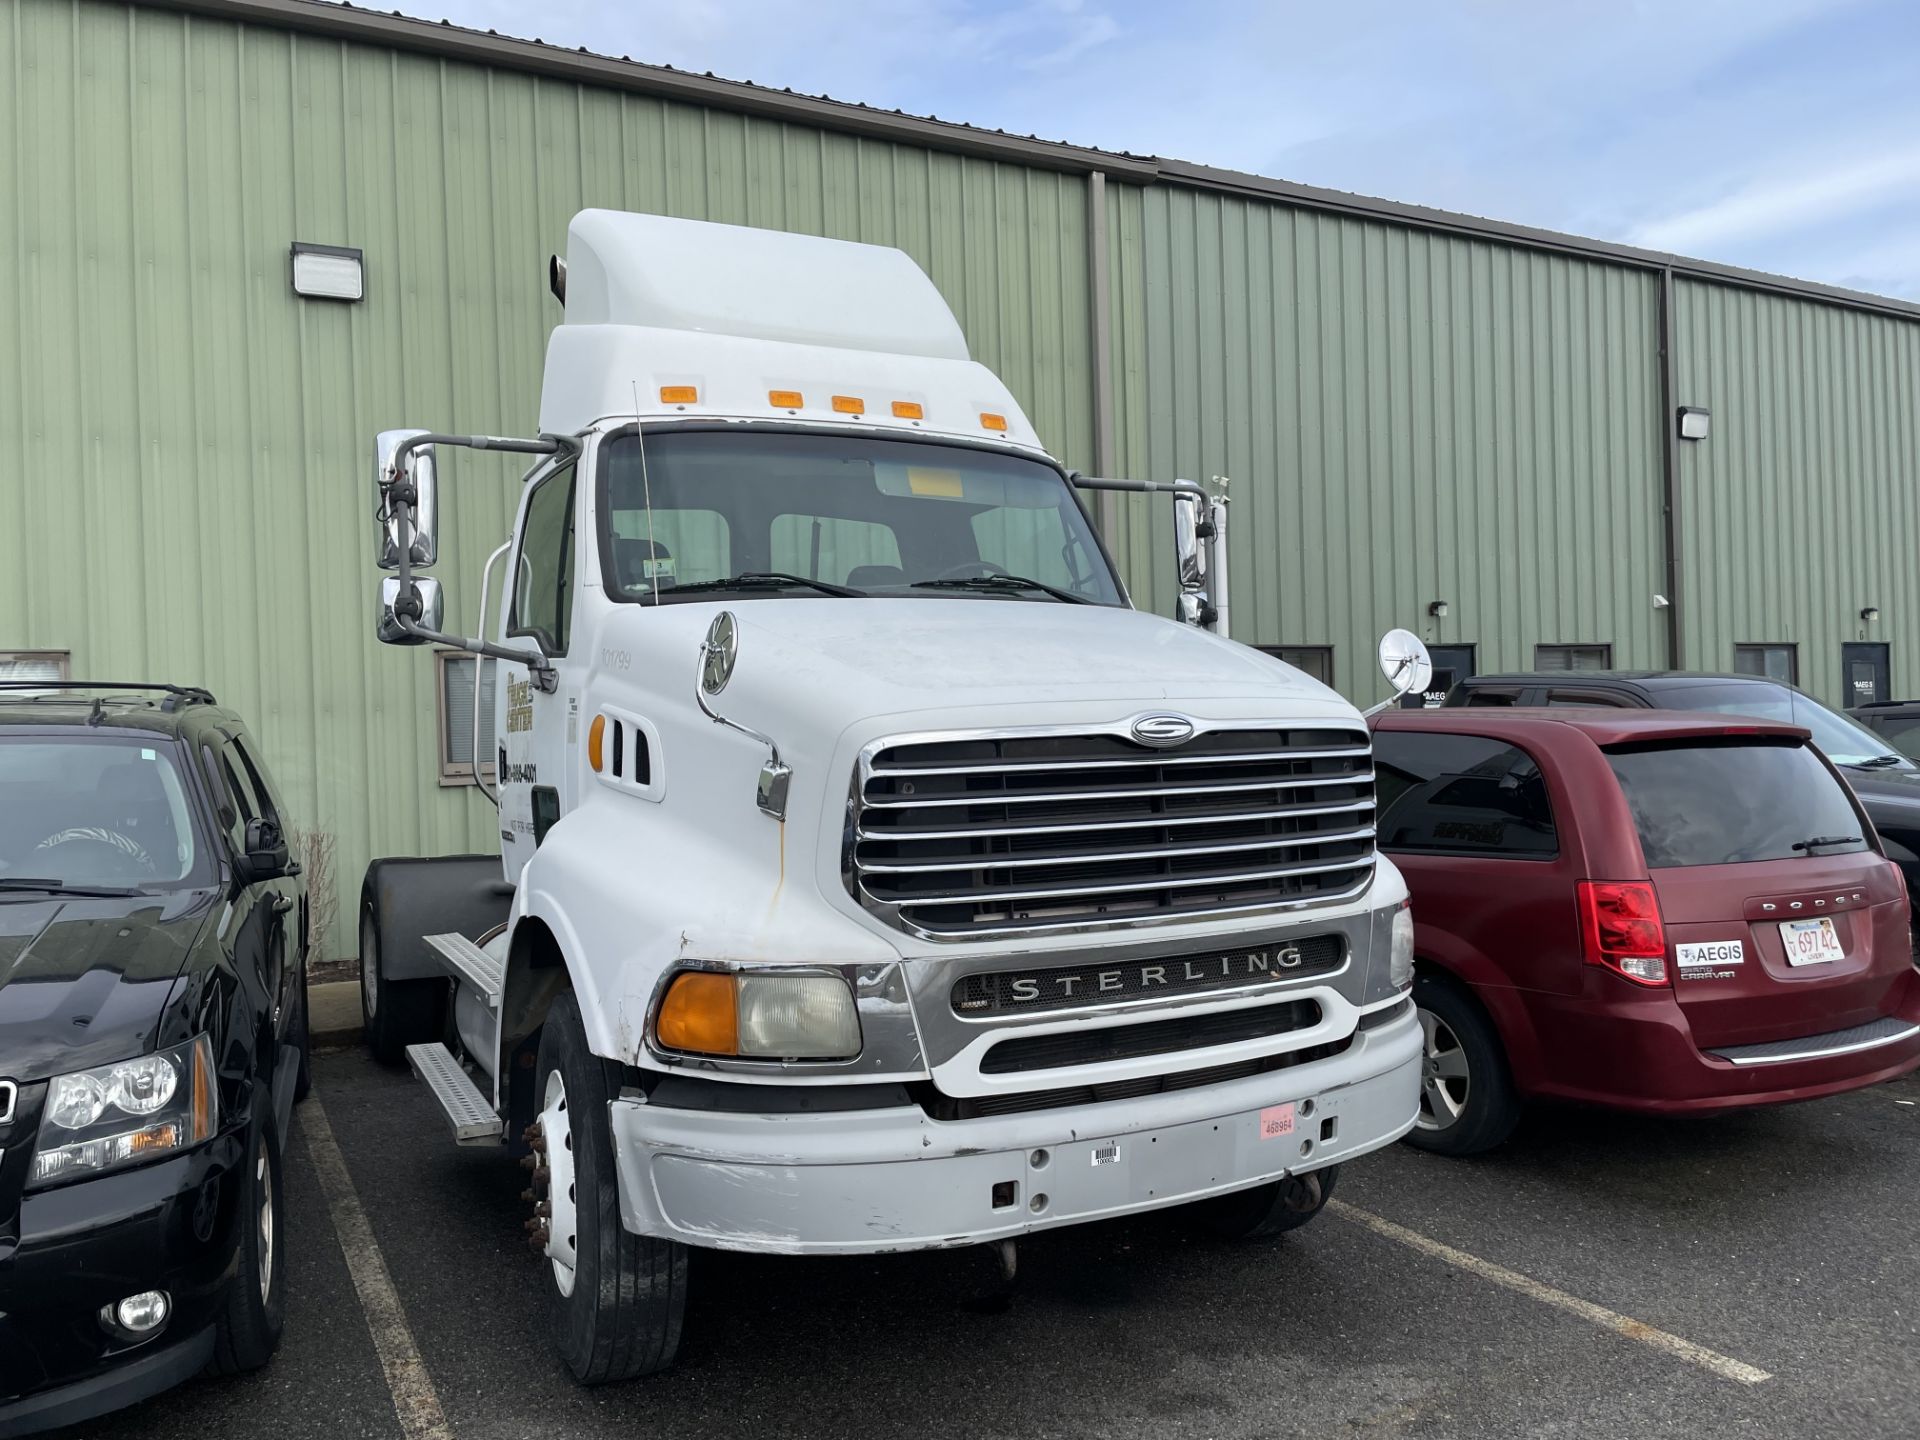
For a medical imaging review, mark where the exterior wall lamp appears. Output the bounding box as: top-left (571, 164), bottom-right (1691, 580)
top-left (1676, 406), bottom-right (1710, 441)
top-left (1861, 606), bottom-right (1881, 624)
top-left (1427, 600), bottom-right (1449, 619)
top-left (291, 242), bottom-right (365, 301)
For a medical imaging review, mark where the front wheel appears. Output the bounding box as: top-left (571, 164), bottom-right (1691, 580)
top-left (208, 1097), bottom-right (287, 1374)
top-left (1403, 975), bottom-right (1520, 1157)
top-left (1199, 1164), bottom-right (1339, 1240)
top-left (534, 991), bottom-right (688, 1384)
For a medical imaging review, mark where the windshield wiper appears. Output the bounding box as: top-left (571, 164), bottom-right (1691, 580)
top-left (649, 572), bottom-right (862, 600)
top-left (0, 877), bottom-right (150, 897)
top-left (910, 574), bottom-right (1093, 605)
top-left (1791, 835), bottom-right (1863, 852)
top-left (1852, 754), bottom-right (1904, 768)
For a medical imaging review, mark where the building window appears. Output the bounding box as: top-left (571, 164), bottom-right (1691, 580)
top-left (0, 649), bottom-right (70, 685)
top-left (1534, 643), bottom-right (1613, 672)
top-left (437, 652), bottom-right (497, 786)
top-left (1734, 644), bottom-right (1797, 683)
top-left (1255, 645), bottom-right (1334, 687)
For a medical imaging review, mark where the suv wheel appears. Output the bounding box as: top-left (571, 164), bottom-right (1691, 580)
top-left (1404, 976), bottom-right (1520, 1156)
top-left (208, 1094), bottom-right (287, 1374)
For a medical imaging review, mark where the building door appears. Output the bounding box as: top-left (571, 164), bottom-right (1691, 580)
top-left (1842, 642), bottom-right (1890, 708)
top-left (1403, 644), bottom-right (1476, 708)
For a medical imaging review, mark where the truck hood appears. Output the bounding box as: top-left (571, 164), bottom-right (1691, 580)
top-left (0, 892), bottom-right (214, 1084)
top-left (653, 597), bottom-right (1350, 721)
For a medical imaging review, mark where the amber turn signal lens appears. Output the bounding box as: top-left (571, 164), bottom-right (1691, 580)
top-left (979, 412), bottom-right (1008, 431)
top-left (891, 400), bottom-right (924, 420)
top-left (659, 385), bottom-right (699, 405)
top-left (587, 713), bottom-right (606, 773)
top-left (656, 972), bottom-right (739, 1055)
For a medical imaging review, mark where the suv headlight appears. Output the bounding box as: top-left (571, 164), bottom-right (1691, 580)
top-left (29, 1035), bottom-right (217, 1188)
top-left (1389, 903), bottom-right (1415, 991)
top-left (655, 970), bottom-right (861, 1060)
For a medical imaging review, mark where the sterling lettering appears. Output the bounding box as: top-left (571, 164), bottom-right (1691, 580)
top-left (952, 939), bottom-right (1339, 1014)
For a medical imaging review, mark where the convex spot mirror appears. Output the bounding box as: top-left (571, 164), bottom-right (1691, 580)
top-left (1378, 628), bottom-right (1433, 700)
top-left (236, 817), bottom-right (291, 884)
top-left (374, 428), bottom-right (438, 570)
top-left (377, 576), bottom-right (443, 645)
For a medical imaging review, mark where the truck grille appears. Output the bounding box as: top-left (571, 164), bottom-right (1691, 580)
top-left (849, 725), bottom-right (1376, 936)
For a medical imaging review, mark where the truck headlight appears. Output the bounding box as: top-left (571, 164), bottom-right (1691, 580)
top-left (656, 971), bottom-right (861, 1060)
top-left (30, 1035), bottom-right (217, 1188)
top-left (1389, 902), bottom-right (1415, 991)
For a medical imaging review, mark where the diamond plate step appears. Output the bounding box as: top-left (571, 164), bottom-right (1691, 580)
top-left (425, 931), bottom-right (504, 1008)
top-left (406, 1042), bottom-right (500, 1144)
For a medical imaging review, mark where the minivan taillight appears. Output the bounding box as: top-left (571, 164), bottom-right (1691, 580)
top-left (1576, 880), bottom-right (1669, 986)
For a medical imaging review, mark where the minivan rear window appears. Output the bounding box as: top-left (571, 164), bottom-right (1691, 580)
top-left (1606, 740), bottom-right (1869, 868)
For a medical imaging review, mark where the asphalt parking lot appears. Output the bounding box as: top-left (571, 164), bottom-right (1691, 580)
top-left (65, 1048), bottom-right (1920, 1440)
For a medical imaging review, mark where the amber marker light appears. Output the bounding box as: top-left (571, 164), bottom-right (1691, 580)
top-left (656, 972), bottom-right (740, 1056)
top-left (831, 395), bottom-right (866, 415)
top-left (769, 390), bottom-right (804, 410)
top-left (659, 385), bottom-right (699, 405)
top-left (980, 412), bottom-right (1009, 431)
top-left (587, 714), bottom-right (606, 772)
top-left (891, 401), bottom-right (924, 420)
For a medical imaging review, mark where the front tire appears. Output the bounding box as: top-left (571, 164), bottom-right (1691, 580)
top-left (535, 990), bottom-right (688, 1384)
top-left (208, 1096), bottom-right (287, 1375)
top-left (1403, 975), bottom-right (1520, 1156)
top-left (1199, 1165), bottom-right (1339, 1240)
top-left (359, 898), bottom-right (446, 1066)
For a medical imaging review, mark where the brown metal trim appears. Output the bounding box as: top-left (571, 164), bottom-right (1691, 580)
top-left (1657, 267), bottom-right (1684, 670)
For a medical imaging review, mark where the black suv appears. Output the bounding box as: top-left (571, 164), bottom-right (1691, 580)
top-left (1852, 701), bottom-right (1920, 762)
top-left (1446, 671), bottom-right (1920, 906)
top-left (0, 683), bottom-right (308, 1435)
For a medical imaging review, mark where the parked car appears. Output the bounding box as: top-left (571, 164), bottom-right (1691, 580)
top-left (1851, 700), bottom-right (1920, 762)
top-left (0, 682), bottom-right (308, 1435)
top-left (1370, 707), bottom-right (1920, 1155)
top-left (1446, 671), bottom-right (1920, 915)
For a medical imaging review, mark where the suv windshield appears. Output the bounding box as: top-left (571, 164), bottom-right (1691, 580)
top-left (1655, 682), bottom-right (1907, 769)
top-left (598, 430), bottom-right (1123, 606)
top-left (0, 736), bottom-right (208, 891)
top-left (1607, 740), bottom-right (1870, 868)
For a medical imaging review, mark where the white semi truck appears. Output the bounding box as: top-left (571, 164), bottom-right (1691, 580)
top-left (359, 210), bottom-right (1423, 1383)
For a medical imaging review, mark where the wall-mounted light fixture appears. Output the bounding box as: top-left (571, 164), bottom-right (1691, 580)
top-left (1861, 606), bottom-right (1881, 624)
top-left (1676, 406), bottom-right (1710, 441)
top-left (1427, 600), bottom-right (1449, 619)
top-left (290, 242), bottom-right (365, 302)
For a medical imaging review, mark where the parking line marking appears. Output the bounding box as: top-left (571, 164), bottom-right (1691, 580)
top-left (1327, 1200), bottom-right (1772, 1387)
top-left (303, 1100), bottom-right (457, 1440)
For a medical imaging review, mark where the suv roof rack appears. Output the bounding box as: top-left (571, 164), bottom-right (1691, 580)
top-left (0, 680), bottom-right (218, 712)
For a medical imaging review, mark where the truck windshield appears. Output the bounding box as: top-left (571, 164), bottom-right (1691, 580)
top-left (0, 737), bottom-right (208, 892)
top-left (598, 430), bottom-right (1123, 606)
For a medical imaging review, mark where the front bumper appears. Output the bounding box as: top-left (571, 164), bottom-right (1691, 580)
top-left (0, 1136), bottom-right (245, 1436)
top-left (610, 1001), bottom-right (1420, 1254)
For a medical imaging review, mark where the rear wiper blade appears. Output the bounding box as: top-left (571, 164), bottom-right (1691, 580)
top-left (910, 574), bottom-right (1093, 605)
top-left (651, 572), bottom-right (862, 600)
top-left (0, 877), bottom-right (148, 897)
top-left (1791, 835), bottom-right (1862, 851)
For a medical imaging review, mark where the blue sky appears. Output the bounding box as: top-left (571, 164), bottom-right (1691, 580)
top-left (403, 0), bottom-right (1920, 299)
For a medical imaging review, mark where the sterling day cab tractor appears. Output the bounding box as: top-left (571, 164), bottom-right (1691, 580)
top-left (359, 210), bottom-right (1423, 1383)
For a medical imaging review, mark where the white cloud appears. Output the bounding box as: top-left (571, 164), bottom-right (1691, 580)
top-left (1630, 144), bottom-right (1920, 252)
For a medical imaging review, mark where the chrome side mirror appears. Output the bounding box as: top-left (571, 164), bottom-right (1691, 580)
top-left (1173, 492), bottom-right (1206, 589)
top-left (377, 576), bottom-right (443, 645)
top-left (375, 429), bottom-right (438, 570)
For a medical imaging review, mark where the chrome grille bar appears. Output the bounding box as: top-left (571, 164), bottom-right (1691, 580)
top-left (860, 798), bottom-right (1375, 843)
top-left (859, 826), bottom-right (1377, 874)
top-left (859, 773), bottom-right (1371, 809)
top-left (867, 745), bottom-right (1372, 777)
top-left (889, 856), bottom-right (1373, 907)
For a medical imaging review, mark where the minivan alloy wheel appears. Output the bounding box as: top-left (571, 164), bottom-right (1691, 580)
top-left (1416, 1006), bottom-right (1471, 1130)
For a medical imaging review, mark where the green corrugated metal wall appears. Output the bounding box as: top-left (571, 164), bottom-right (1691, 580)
top-left (1672, 279), bottom-right (1920, 697)
top-left (1105, 185), bottom-right (1668, 694)
top-left (0, 0), bottom-right (1095, 954)
top-left (5, 0), bottom-right (1920, 957)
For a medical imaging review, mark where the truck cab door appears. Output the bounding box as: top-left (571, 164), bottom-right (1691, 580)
top-left (496, 455), bottom-right (583, 885)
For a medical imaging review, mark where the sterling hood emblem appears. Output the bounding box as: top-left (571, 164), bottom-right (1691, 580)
top-left (1131, 713), bottom-right (1196, 747)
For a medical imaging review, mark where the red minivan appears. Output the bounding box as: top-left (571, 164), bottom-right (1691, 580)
top-left (1369, 708), bottom-right (1920, 1154)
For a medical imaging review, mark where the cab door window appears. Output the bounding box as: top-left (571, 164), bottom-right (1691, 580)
top-left (511, 464), bottom-right (578, 656)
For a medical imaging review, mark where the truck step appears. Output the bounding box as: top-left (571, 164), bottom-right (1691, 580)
top-left (405, 1042), bottom-right (501, 1145)
top-left (424, 931), bottom-right (504, 1008)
